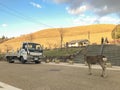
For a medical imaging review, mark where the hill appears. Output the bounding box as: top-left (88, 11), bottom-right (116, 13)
top-left (0, 24), bottom-right (116, 52)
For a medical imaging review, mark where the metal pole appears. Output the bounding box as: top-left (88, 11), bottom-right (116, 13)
top-left (88, 31), bottom-right (90, 43)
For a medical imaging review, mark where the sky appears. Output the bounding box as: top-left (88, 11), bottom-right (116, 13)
top-left (0, 0), bottom-right (120, 37)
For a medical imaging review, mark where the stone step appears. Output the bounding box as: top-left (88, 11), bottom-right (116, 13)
top-left (74, 44), bottom-right (120, 66)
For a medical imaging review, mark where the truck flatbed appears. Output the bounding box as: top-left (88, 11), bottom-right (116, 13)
top-left (6, 52), bottom-right (18, 57)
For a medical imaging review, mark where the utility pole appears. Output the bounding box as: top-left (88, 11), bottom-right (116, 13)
top-left (88, 31), bottom-right (90, 43)
top-left (58, 28), bottom-right (64, 50)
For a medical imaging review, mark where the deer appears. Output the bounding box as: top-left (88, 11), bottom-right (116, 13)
top-left (84, 55), bottom-right (107, 77)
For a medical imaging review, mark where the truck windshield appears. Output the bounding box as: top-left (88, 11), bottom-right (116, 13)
top-left (26, 43), bottom-right (42, 52)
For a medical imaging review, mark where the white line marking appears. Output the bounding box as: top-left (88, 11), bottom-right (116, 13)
top-left (0, 82), bottom-right (22, 90)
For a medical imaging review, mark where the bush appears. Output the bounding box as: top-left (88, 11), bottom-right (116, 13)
top-left (0, 53), bottom-right (6, 61)
top-left (43, 47), bottom-right (82, 57)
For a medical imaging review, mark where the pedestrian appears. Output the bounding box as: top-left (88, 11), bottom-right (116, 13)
top-left (101, 37), bottom-right (104, 44)
top-left (66, 42), bottom-right (68, 48)
top-left (105, 37), bottom-right (109, 44)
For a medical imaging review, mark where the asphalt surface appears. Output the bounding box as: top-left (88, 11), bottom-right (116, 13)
top-left (0, 61), bottom-right (120, 90)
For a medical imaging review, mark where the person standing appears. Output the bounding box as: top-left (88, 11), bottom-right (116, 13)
top-left (105, 37), bottom-right (109, 44)
top-left (101, 37), bottom-right (104, 44)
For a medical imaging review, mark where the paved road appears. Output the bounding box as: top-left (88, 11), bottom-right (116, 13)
top-left (0, 62), bottom-right (120, 90)
top-left (0, 81), bottom-right (22, 90)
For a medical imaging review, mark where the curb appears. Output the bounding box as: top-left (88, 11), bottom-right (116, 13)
top-left (44, 62), bottom-right (120, 71)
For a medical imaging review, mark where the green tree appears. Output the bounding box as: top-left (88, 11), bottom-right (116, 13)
top-left (111, 25), bottom-right (120, 39)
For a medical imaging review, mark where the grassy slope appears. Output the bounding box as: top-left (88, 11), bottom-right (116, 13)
top-left (44, 48), bottom-right (82, 57)
top-left (0, 24), bottom-right (116, 52)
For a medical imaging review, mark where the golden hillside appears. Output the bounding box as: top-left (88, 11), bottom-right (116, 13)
top-left (0, 24), bottom-right (116, 52)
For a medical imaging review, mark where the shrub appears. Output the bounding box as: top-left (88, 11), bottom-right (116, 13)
top-left (0, 53), bottom-right (6, 61)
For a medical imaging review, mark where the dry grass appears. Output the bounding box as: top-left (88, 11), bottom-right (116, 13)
top-left (0, 24), bottom-right (116, 52)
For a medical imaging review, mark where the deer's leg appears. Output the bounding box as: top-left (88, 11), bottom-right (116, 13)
top-left (100, 62), bottom-right (106, 77)
top-left (88, 63), bottom-right (92, 75)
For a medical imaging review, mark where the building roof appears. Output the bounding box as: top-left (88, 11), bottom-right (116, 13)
top-left (68, 39), bottom-right (89, 44)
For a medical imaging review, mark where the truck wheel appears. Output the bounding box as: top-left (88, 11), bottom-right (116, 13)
top-left (9, 60), bottom-right (14, 63)
top-left (35, 61), bottom-right (41, 64)
top-left (7, 57), bottom-right (14, 63)
top-left (21, 57), bottom-right (26, 64)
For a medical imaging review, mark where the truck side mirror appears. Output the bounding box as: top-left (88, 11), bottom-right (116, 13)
top-left (25, 45), bottom-right (27, 48)
top-left (24, 45), bottom-right (27, 51)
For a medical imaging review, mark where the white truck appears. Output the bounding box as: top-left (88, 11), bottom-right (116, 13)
top-left (5, 42), bottom-right (43, 64)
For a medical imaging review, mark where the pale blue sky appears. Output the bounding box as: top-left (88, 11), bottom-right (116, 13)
top-left (0, 0), bottom-right (120, 37)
